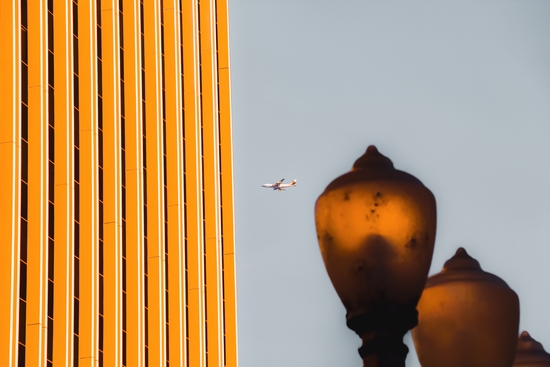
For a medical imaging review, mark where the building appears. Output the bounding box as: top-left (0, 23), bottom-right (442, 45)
top-left (0, 1), bottom-right (238, 366)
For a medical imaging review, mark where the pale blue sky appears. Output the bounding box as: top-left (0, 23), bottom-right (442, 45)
top-left (229, 1), bottom-right (550, 366)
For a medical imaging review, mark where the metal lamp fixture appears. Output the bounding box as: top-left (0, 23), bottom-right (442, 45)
top-left (514, 331), bottom-right (550, 367)
top-left (412, 248), bottom-right (520, 367)
top-left (315, 146), bottom-right (437, 367)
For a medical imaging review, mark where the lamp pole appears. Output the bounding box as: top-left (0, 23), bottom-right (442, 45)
top-left (315, 146), bottom-right (437, 367)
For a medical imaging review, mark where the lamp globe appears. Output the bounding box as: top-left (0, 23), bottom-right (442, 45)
top-left (412, 248), bottom-right (520, 367)
top-left (315, 146), bottom-right (437, 367)
top-left (514, 331), bottom-right (550, 367)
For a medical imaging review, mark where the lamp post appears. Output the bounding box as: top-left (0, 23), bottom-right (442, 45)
top-left (514, 331), bottom-right (550, 367)
top-left (412, 248), bottom-right (520, 367)
top-left (315, 146), bottom-right (437, 367)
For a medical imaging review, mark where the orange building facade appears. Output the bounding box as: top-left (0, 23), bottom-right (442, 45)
top-left (0, 1), bottom-right (238, 366)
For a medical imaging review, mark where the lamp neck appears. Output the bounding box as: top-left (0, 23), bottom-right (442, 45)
top-left (347, 305), bottom-right (418, 367)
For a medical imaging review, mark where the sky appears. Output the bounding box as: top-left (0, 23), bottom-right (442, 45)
top-left (228, 1), bottom-right (550, 366)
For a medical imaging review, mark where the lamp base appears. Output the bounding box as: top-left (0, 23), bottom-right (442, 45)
top-left (346, 305), bottom-right (418, 367)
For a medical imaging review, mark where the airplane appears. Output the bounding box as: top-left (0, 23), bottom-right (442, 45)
top-left (261, 178), bottom-right (297, 191)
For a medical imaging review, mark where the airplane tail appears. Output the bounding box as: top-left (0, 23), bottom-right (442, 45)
top-left (291, 179), bottom-right (297, 186)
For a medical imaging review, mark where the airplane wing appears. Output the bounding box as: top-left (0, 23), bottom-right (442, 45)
top-left (262, 178), bottom-right (286, 189)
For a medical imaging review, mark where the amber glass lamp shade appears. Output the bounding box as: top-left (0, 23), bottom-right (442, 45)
top-left (412, 248), bottom-right (520, 367)
top-left (315, 146), bottom-right (437, 367)
top-left (514, 331), bottom-right (550, 367)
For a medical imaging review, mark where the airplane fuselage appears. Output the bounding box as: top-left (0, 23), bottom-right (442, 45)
top-left (261, 178), bottom-right (297, 191)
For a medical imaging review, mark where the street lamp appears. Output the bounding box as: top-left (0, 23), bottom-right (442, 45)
top-left (315, 146), bottom-right (437, 367)
top-left (412, 248), bottom-right (520, 367)
top-left (514, 331), bottom-right (550, 367)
